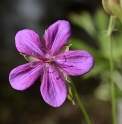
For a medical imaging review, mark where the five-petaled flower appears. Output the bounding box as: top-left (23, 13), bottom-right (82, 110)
top-left (9, 20), bottom-right (94, 107)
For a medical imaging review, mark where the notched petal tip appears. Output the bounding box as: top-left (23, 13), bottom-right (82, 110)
top-left (40, 65), bottom-right (67, 107)
top-left (45, 20), bottom-right (71, 55)
top-left (9, 62), bottom-right (43, 90)
top-left (55, 50), bottom-right (94, 76)
top-left (15, 29), bottom-right (45, 59)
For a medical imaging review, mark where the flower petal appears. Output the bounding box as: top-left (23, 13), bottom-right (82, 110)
top-left (15, 29), bottom-right (45, 59)
top-left (9, 62), bottom-right (43, 90)
top-left (45, 20), bottom-right (71, 55)
top-left (55, 50), bottom-right (94, 76)
top-left (40, 65), bottom-right (67, 107)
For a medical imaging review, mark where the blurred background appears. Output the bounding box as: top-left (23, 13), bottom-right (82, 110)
top-left (1, 0), bottom-right (122, 124)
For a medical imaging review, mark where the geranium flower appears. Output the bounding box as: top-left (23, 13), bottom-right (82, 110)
top-left (9, 20), bottom-right (94, 107)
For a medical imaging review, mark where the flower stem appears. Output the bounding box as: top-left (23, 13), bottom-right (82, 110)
top-left (72, 82), bottom-right (93, 124)
top-left (107, 16), bottom-right (116, 36)
top-left (107, 16), bottom-right (117, 124)
top-left (110, 36), bottom-right (117, 124)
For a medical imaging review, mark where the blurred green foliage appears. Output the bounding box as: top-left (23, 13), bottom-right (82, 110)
top-left (69, 9), bottom-right (122, 100)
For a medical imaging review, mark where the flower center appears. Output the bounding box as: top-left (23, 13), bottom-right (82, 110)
top-left (43, 54), bottom-right (55, 64)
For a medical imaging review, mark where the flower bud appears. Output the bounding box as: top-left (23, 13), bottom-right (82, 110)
top-left (102, 0), bottom-right (122, 20)
top-left (102, 0), bottom-right (114, 15)
top-left (67, 84), bottom-right (75, 105)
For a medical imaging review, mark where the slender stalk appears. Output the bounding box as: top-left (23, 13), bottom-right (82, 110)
top-left (107, 16), bottom-right (117, 124)
top-left (120, 20), bottom-right (122, 77)
top-left (107, 16), bottom-right (115, 36)
top-left (72, 82), bottom-right (93, 124)
top-left (110, 36), bottom-right (117, 124)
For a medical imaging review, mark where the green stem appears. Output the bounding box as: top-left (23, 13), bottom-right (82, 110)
top-left (107, 16), bottom-right (117, 124)
top-left (110, 36), bottom-right (117, 124)
top-left (107, 16), bottom-right (115, 36)
top-left (120, 20), bottom-right (122, 77)
top-left (72, 83), bottom-right (93, 124)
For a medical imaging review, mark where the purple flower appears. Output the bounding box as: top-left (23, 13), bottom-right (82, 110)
top-left (9, 20), bottom-right (94, 107)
